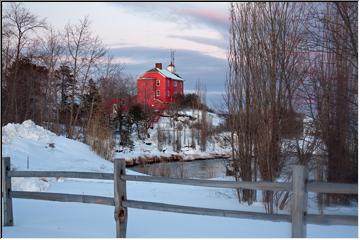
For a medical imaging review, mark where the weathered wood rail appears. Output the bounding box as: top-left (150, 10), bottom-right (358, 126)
top-left (8, 170), bottom-right (114, 180)
top-left (11, 191), bottom-right (114, 206)
top-left (2, 157), bottom-right (358, 238)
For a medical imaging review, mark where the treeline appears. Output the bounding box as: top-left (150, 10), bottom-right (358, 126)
top-left (226, 2), bottom-right (357, 211)
top-left (2, 3), bottom-right (134, 158)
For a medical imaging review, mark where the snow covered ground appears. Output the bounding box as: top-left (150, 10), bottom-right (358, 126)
top-left (4, 179), bottom-right (358, 238)
top-left (116, 109), bottom-right (232, 163)
top-left (2, 120), bottom-right (358, 237)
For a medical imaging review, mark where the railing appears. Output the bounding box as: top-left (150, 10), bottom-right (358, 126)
top-left (2, 157), bottom-right (358, 238)
top-left (1, 157), bottom-right (119, 235)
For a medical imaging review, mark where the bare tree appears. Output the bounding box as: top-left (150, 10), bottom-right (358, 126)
top-left (98, 57), bottom-right (133, 101)
top-left (36, 27), bottom-right (64, 130)
top-left (2, 2), bottom-right (46, 123)
top-left (63, 17), bottom-right (106, 138)
top-left (176, 122), bottom-right (183, 152)
top-left (227, 2), bottom-right (308, 212)
top-left (200, 84), bottom-right (208, 152)
top-left (306, 2), bottom-right (357, 204)
top-left (157, 124), bottom-right (166, 151)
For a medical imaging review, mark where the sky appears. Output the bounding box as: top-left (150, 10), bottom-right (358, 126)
top-left (21, 2), bottom-right (230, 109)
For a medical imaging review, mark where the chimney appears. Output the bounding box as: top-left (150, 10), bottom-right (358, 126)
top-left (155, 63), bottom-right (162, 69)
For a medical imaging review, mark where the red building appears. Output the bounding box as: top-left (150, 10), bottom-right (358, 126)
top-left (136, 62), bottom-right (184, 110)
top-left (104, 62), bottom-right (184, 123)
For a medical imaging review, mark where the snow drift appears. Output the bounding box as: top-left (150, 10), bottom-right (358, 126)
top-left (2, 120), bottom-right (56, 144)
top-left (2, 120), bottom-right (113, 192)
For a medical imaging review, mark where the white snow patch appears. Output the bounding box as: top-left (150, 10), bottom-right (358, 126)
top-left (2, 120), bottom-right (56, 144)
top-left (11, 177), bottom-right (53, 192)
top-left (2, 120), bottom-right (113, 192)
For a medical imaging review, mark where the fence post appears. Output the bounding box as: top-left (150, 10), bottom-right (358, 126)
top-left (2, 157), bottom-right (14, 226)
top-left (291, 165), bottom-right (307, 238)
top-left (114, 158), bottom-right (127, 238)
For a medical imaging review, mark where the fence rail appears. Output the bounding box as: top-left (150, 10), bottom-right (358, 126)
top-left (8, 170), bottom-right (114, 180)
top-left (305, 214), bottom-right (357, 226)
top-left (122, 199), bottom-right (291, 222)
top-left (11, 191), bottom-right (115, 206)
top-left (306, 182), bottom-right (357, 194)
top-left (2, 157), bottom-right (358, 238)
top-left (122, 175), bottom-right (291, 191)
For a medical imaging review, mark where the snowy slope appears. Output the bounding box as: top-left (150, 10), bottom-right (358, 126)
top-left (1, 120), bottom-right (358, 238)
top-left (2, 120), bottom-right (113, 172)
top-left (2, 120), bottom-right (113, 192)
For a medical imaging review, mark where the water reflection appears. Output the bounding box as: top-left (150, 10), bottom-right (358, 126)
top-left (130, 159), bottom-right (228, 179)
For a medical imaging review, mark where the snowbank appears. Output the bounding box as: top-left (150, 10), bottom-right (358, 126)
top-left (2, 120), bottom-right (113, 192)
top-left (2, 120), bottom-right (56, 144)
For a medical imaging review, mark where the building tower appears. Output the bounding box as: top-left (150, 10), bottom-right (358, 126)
top-left (167, 49), bottom-right (176, 73)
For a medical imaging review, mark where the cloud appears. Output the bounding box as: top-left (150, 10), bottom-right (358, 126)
top-left (102, 2), bottom-right (229, 61)
top-left (168, 35), bottom-right (228, 50)
top-left (108, 38), bottom-right (227, 61)
top-left (110, 57), bottom-right (146, 65)
top-left (174, 6), bottom-right (229, 33)
top-left (109, 2), bottom-right (229, 37)
top-left (180, 8), bottom-right (227, 23)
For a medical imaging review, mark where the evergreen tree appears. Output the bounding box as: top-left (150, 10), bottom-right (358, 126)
top-left (55, 65), bottom-right (76, 129)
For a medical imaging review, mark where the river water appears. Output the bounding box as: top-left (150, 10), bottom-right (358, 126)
top-left (130, 158), bottom-right (228, 179)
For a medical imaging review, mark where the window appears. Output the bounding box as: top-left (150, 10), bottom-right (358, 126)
top-left (174, 81), bottom-right (177, 87)
top-left (156, 90), bottom-right (160, 97)
top-left (156, 79), bottom-right (160, 86)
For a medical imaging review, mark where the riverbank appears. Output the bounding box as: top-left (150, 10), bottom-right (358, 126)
top-left (113, 108), bottom-right (232, 166)
top-left (116, 151), bottom-right (231, 167)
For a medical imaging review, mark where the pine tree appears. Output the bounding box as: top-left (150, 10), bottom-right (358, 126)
top-left (55, 65), bottom-right (76, 132)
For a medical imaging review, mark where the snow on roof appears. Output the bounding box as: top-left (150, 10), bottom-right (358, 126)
top-left (147, 68), bottom-right (183, 81)
top-left (157, 68), bottom-right (183, 81)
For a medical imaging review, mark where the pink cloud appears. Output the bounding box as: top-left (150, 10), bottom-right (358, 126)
top-left (175, 7), bottom-right (228, 26)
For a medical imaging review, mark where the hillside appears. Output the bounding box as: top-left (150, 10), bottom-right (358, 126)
top-left (2, 120), bottom-right (114, 192)
top-left (114, 108), bottom-right (232, 165)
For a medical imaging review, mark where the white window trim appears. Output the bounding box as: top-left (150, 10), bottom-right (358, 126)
top-left (156, 90), bottom-right (160, 97)
top-left (156, 79), bottom-right (160, 86)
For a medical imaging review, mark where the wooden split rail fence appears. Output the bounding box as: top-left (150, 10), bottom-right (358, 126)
top-left (2, 157), bottom-right (358, 238)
